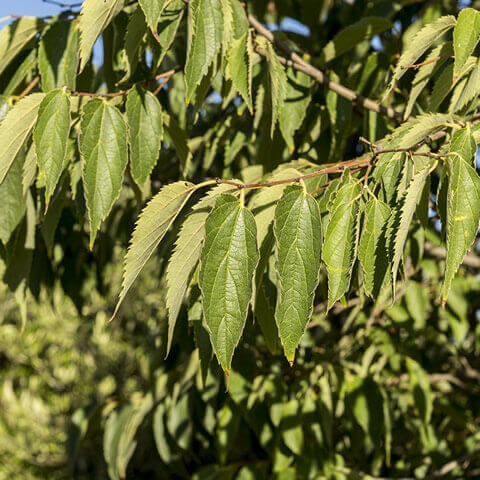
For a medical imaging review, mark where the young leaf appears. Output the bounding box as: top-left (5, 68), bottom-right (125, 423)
top-left (391, 163), bottom-right (433, 292)
top-left (226, 31), bottom-right (253, 113)
top-left (79, 99), bottom-right (128, 247)
top-left (453, 8), bottom-right (480, 77)
top-left (198, 194), bottom-right (259, 373)
top-left (442, 157), bottom-right (480, 303)
top-left (0, 93), bottom-right (44, 185)
top-left (184, 0), bottom-right (223, 103)
top-left (323, 181), bottom-right (361, 310)
top-left (139, 0), bottom-right (169, 33)
top-left (126, 86), bottom-right (163, 187)
top-left (358, 198), bottom-right (391, 298)
top-left (274, 185), bottom-right (321, 363)
top-left (33, 89), bottom-right (71, 206)
top-left (0, 17), bottom-right (44, 76)
top-left (166, 183), bottom-right (236, 355)
top-left (113, 181), bottom-right (197, 319)
top-left (266, 42), bottom-right (288, 138)
top-left (78, 0), bottom-right (125, 72)
top-left (38, 18), bottom-right (79, 91)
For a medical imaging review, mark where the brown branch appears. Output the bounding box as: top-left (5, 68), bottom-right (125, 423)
top-left (400, 55), bottom-right (452, 70)
top-left (359, 136), bottom-right (446, 159)
top-left (248, 14), bottom-right (404, 122)
top-left (18, 76), bottom-right (39, 99)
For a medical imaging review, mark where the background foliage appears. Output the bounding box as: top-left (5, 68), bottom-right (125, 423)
top-left (1, 0), bottom-right (480, 479)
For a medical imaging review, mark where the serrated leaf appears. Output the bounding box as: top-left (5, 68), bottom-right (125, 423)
top-left (323, 181), bottom-right (361, 309)
top-left (449, 126), bottom-right (476, 166)
top-left (320, 17), bottom-right (392, 64)
top-left (126, 86), bottom-right (163, 187)
top-left (113, 181), bottom-right (197, 319)
top-left (453, 8), bottom-right (480, 77)
top-left (442, 156), bottom-right (480, 303)
top-left (122, 6), bottom-right (147, 81)
top-left (33, 89), bottom-right (71, 206)
top-left (198, 194), bottom-right (259, 373)
top-left (389, 15), bottom-right (456, 91)
top-left (279, 68), bottom-right (312, 152)
top-left (274, 185), bottom-right (321, 362)
top-left (38, 18), bottom-right (79, 91)
top-left (358, 198), bottom-right (391, 298)
top-left (78, 0), bottom-right (125, 72)
top-left (0, 17), bottom-right (44, 76)
top-left (391, 163), bottom-right (433, 292)
top-left (185, 0), bottom-right (223, 103)
top-left (451, 56), bottom-right (480, 112)
top-left (266, 42), bottom-right (288, 138)
top-left (139, 0), bottom-right (169, 33)
top-left (79, 99), bottom-right (128, 247)
top-left (166, 183), bottom-right (237, 355)
top-left (0, 93), bottom-right (44, 185)
top-left (226, 31), bottom-right (253, 113)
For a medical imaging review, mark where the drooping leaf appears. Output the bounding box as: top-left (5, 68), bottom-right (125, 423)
top-left (38, 18), bottom-right (79, 91)
top-left (163, 113), bottom-right (192, 175)
top-left (453, 8), bottom-right (480, 77)
top-left (320, 17), bottom-right (392, 64)
top-left (451, 57), bottom-right (480, 112)
top-left (78, 0), bottom-right (125, 72)
top-left (441, 156), bottom-right (480, 303)
top-left (166, 183), bottom-right (236, 355)
top-left (139, 0), bottom-right (169, 33)
top-left (358, 198), bottom-right (391, 298)
top-left (323, 181), bottom-right (361, 309)
top-left (126, 86), bottom-right (163, 187)
top-left (274, 185), bottom-right (321, 362)
top-left (3, 49), bottom-right (37, 97)
top-left (122, 6), bottom-right (147, 81)
top-left (113, 181), bottom-right (197, 318)
top-left (0, 93), bottom-right (44, 185)
top-left (33, 89), bottom-right (71, 206)
top-left (184, 0), bottom-right (223, 103)
top-left (222, 0), bottom-right (248, 48)
top-left (0, 17), bottom-right (44, 76)
top-left (449, 126), bottom-right (476, 166)
top-left (198, 194), bottom-right (259, 373)
top-left (79, 99), bottom-right (128, 247)
top-left (266, 42), bottom-right (288, 138)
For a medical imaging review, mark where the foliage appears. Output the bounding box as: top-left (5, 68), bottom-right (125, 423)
top-left (1, 0), bottom-right (480, 479)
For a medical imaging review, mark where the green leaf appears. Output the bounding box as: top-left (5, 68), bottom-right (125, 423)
top-left (279, 68), bottom-right (312, 152)
top-left (406, 358), bottom-right (432, 424)
top-left (0, 93), bottom-right (45, 185)
top-left (78, 0), bottom-right (125, 72)
top-left (126, 86), bottom-right (163, 187)
top-left (166, 183), bottom-right (236, 355)
top-left (198, 194), bottom-right (259, 373)
top-left (3, 49), bottom-right (37, 97)
top-left (0, 146), bottom-right (26, 244)
top-left (323, 181), bottom-right (361, 310)
top-left (453, 8), bottom-right (480, 77)
top-left (185, 0), bottom-right (223, 103)
top-left (320, 17), bottom-right (392, 64)
top-left (391, 163), bottom-right (433, 293)
top-left (358, 198), bottom-right (391, 298)
top-left (79, 99), bottom-right (128, 247)
top-left (274, 185), bottom-right (321, 362)
top-left (441, 156), bottom-right (480, 303)
top-left (449, 126), bottom-right (476, 166)
top-left (451, 57), bottom-right (480, 112)
top-left (226, 31), bottom-right (253, 113)
top-left (123, 6), bottom-right (147, 81)
top-left (113, 181), bottom-right (197, 319)
top-left (33, 89), bottom-right (71, 206)
top-left (389, 15), bottom-right (456, 91)
top-left (38, 18), bottom-right (79, 91)
top-left (266, 42), bottom-right (288, 138)
top-left (139, 0), bottom-right (169, 33)
top-left (0, 17), bottom-right (44, 76)
top-left (163, 113), bottom-right (192, 175)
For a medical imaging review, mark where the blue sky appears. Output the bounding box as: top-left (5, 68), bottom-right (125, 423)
top-left (0, 0), bottom-right (75, 18)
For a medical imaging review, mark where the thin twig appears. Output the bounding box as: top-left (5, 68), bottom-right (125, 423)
top-left (401, 55), bottom-right (453, 70)
top-left (18, 76), bottom-right (39, 99)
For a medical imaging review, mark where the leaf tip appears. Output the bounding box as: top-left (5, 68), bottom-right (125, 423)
top-left (286, 352), bottom-right (295, 367)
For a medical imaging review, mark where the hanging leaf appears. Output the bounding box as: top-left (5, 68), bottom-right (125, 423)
top-left (139, 0), bottom-right (169, 33)
top-left (323, 181), bottom-right (361, 309)
top-left (123, 6), bottom-right (148, 81)
top-left (38, 18), bottom-right (79, 91)
top-left (78, 0), bottom-right (125, 71)
top-left (449, 126), bottom-right (476, 166)
top-left (274, 185), bottom-right (321, 363)
top-left (0, 93), bottom-right (44, 185)
top-left (126, 86), bottom-right (163, 187)
top-left (453, 8), bottom-right (480, 78)
top-left (184, 0), bottom-right (223, 103)
top-left (441, 156), bottom-right (480, 303)
top-left (79, 98), bottom-right (128, 247)
top-left (113, 181), bottom-right (197, 319)
top-left (33, 89), bottom-right (71, 206)
top-left (198, 194), bottom-right (259, 373)
top-left (358, 198), bottom-right (391, 298)
top-left (451, 57), bottom-right (480, 112)
top-left (266, 42), bottom-right (288, 138)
